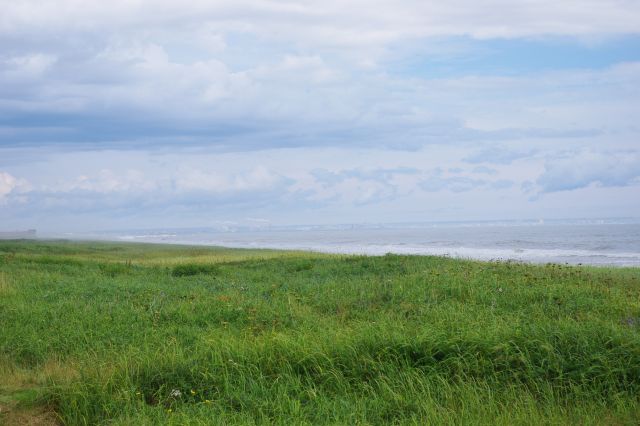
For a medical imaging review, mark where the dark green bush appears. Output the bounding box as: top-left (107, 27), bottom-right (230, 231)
top-left (171, 263), bottom-right (219, 277)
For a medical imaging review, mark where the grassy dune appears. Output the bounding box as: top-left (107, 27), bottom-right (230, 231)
top-left (0, 240), bottom-right (639, 425)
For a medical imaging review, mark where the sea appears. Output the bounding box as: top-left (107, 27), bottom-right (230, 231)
top-left (65, 218), bottom-right (640, 267)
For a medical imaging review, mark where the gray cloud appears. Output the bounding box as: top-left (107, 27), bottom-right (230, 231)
top-left (537, 150), bottom-right (640, 192)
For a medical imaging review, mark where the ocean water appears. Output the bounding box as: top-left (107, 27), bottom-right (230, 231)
top-left (92, 220), bottom-right (640, 267)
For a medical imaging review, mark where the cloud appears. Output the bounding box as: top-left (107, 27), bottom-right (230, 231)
top-left (3, 59), bottom-right (635, 152)
top-left (464, 147), bottom-right (536, 165)
top-left (48, 166), bottom-right (290, 197)
top-left (2, 144), bottom-right (639, 230)
top-left (1, 2), bottom-right (639, 228)
top-left (491, 179), bottom-right (514, 189)
top-left (537, 150), bottom-right (640, 192)
top-left (3, 1), bottom-right (639, 43)
top-left (0, 172), bottom-right (17, 198)
top-left (311, 167), bottom-right (419, 182)
top-left (420, 176), bottom-right (486, 193)
top-left (298, 167), bottom-right (420, 205)
top-left (173, 166), bottom-right (289, 193)
top-left (3, 166), bottom-right (294, 219)
top-left (49, 169), bottom-right (156, 194)
top-left (3, 53), bottom-right (57, 78)
top-left (0, 171), bottom-right (30, 204)
top-left (418, 168), bottom-right (514, 193)
top-left (1, 1), bottom-right (638, 153)
top-left (472, 166), bottom-right (498, 175)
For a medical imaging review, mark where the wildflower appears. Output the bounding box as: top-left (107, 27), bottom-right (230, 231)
top-left (190, 389), bottom-right (196, 395)
top-left (169, 389), bottom-right (182, 398)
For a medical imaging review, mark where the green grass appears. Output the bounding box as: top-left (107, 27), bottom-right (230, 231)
top-left (0, 240), bottom-right (639, 425)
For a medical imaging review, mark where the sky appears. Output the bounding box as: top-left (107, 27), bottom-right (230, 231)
top-left (1, 0), bottom-right (639, 232)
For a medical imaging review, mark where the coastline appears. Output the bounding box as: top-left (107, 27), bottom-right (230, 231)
top-left (42, 221), bottom-right (640, 267)
top-left (14, 234), bottom-right (640, 268)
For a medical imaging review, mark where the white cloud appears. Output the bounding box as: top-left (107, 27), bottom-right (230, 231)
top-left (0, 172), bottom-right (17, 198)
top-left (3, 53), bottom-right (57, 77)
top-left (92, 41), bottom-right (250, 110)
top-left (1, 145), bottom-right (639, 230)
top-left (298, 173), bottom-right (400, 205)
top-left (0, 171), bottom-right (30, 203)
top-left (173, 166), bottom-right (285, 193)
top-left (54, 169), bottom-right (157, 194)
top-left (275, 55), bottom-right (341, 83)
top-left (31, 165), bottom-right (287, 196)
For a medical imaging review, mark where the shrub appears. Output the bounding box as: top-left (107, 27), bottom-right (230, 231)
top-left (171, 263), bottom-right (219, 277)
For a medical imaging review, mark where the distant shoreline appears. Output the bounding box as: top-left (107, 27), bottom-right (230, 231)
top-left (8, 235), bottom-right (640, 268)
top-left (39, 222), bottom-right (640, 267)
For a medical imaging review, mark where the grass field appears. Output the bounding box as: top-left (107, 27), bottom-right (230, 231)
top-left (0, 240), bottom-right (639, 425)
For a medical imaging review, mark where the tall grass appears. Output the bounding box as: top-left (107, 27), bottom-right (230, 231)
top-left (0, 240), bottom-right (639, 424)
